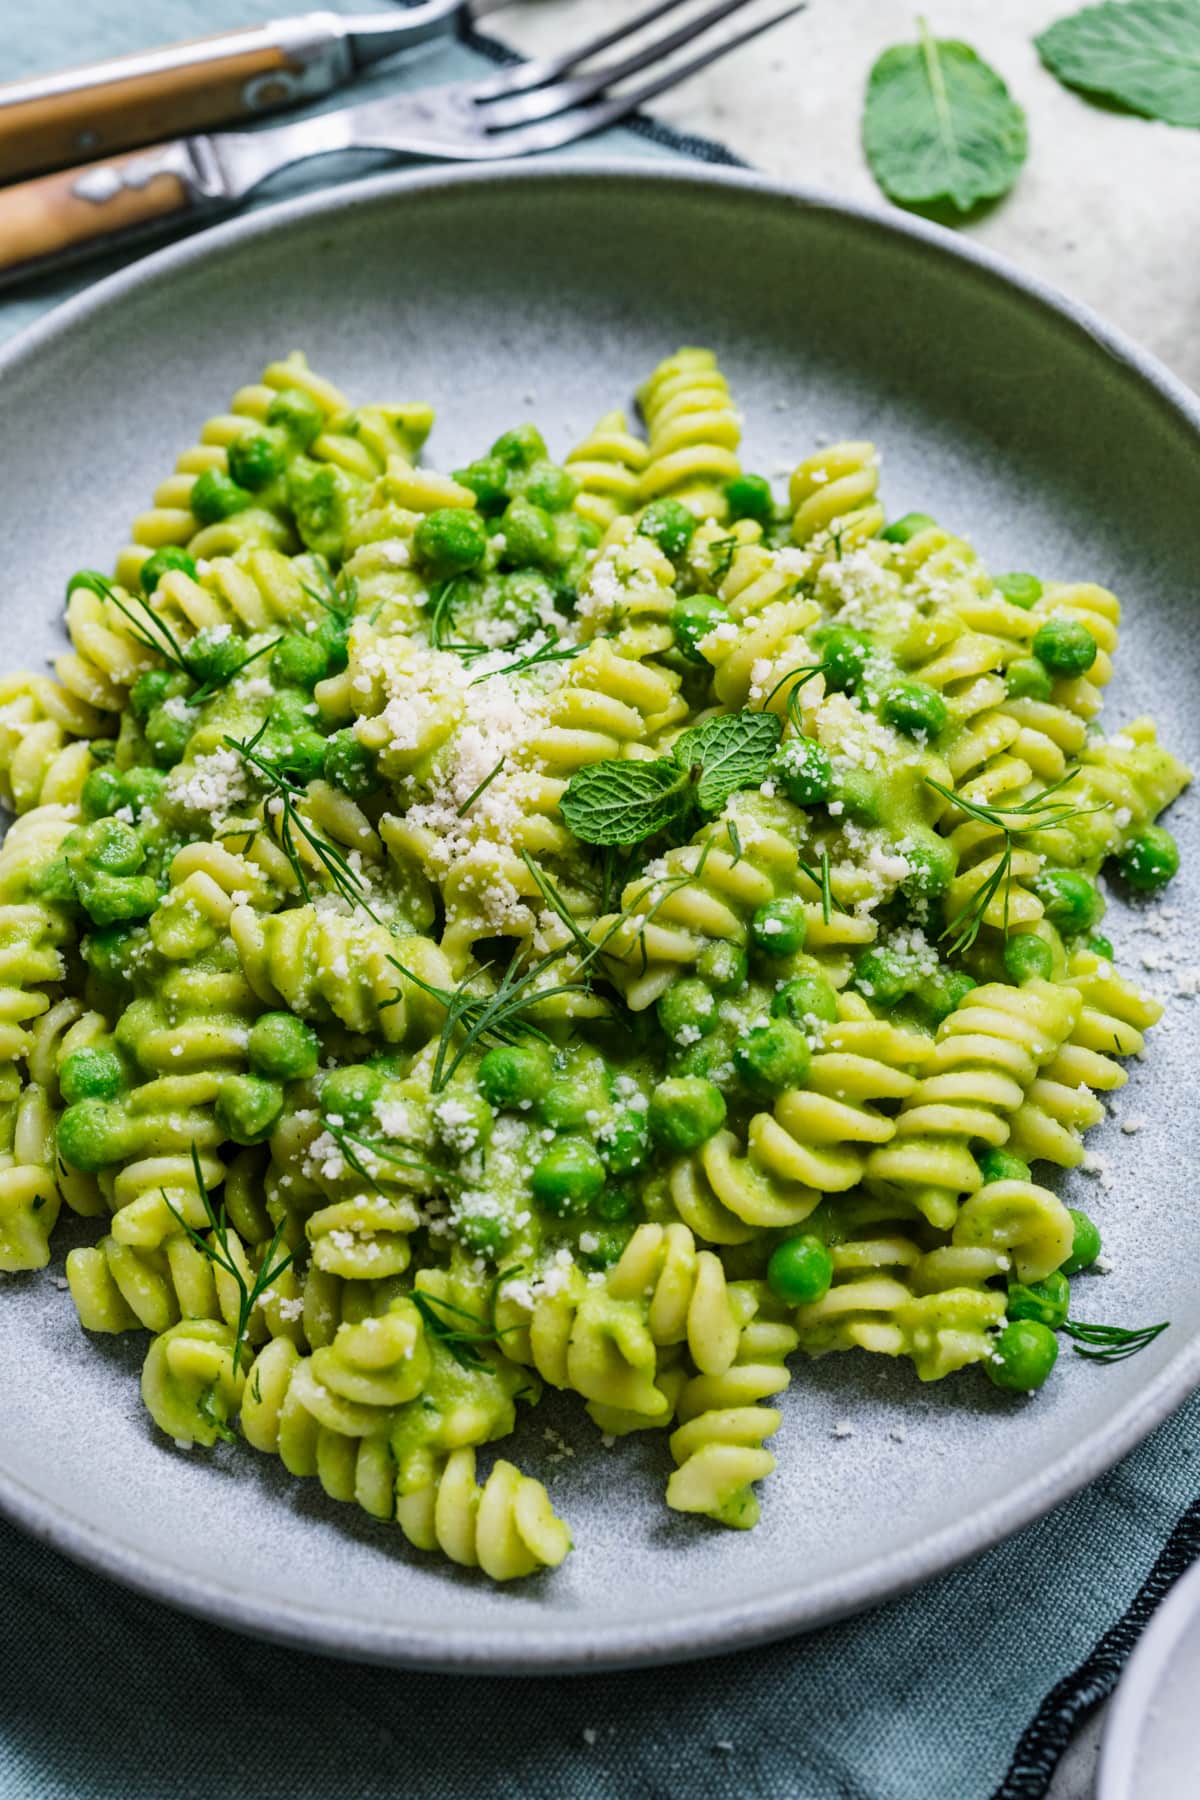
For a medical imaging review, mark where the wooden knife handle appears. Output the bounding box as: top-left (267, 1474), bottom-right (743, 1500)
top-left (0, 35), bottom-right (305, 181)
top-left (0, 147), bottom-right (198, 278)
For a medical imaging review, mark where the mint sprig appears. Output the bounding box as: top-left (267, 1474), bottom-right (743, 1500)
top-left (1037, 2), bottom-right (1200, 129)
top-left (672, 711), bottom-right (783, 813)
top-left (863, 20), bottom-right (1028, 214)
top-left (561, 709), bottom-right (782, 847)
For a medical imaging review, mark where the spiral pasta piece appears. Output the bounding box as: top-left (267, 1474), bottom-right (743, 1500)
top-left (636, 347), bottom-right (741, 520)
top-left (494, 1261), bottom-right (668, 1421)
top-left (394, 1447), bottom-right (572, 1579)
top-left (606, 1222), bottom-right (740, 1375)
top-left (790, 442), bottom-right (883, 548)
top-left (0, 673), bottom-right (108, 814)
top-left (0, 1073), bottom-right (60, 1271)
top-left (231, 903), bottom-right (451, 1042)
top-left (864, 980), bottom-right (1080, 1228)
top-left (667, 1284), bottom-right (796, 1529)
top-left (565, 410), bottom-right (648, 530)
top-left (67, 1224), bottom-right (253, 1336)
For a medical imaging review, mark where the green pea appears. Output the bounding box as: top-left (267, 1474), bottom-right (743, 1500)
top-left (145, 701), bottom-right (195, 769)
top-left (287, 460), bottom-right (353, 562)
top-left (190, 468), bottom-right (252, 525)
top-left (454, 455), bottom-right (510, 516)
top-left (478, 1042), bottom-right (554, 1110)
top-left (900, 830), bottom-right (956, 898)
top-left (277, 630), bottom-right (330, 688)
top-left (491, 424), bottom-right (547, 470)
top-left (833, 767), bottom-right (883, 825)
top-left (216, 1074), bottom-right (284, 1146)
top-left (186, 625), bottom-right (246, 687)
top-left (725, 473), bottom-right (774, 524)
top-left (81, 922), bottom-right (144, 987)
top-left (595, 1181), bottom-right (638, 1223)
top-left (139, 546), bottom-right (196, 595)
top-left (1061, 1208), bottom-right (1102, 1276)
top-left (750, 898), bottom-right (808, 957)
top-left (767, 1235), bottom-right (834, 1305)
top-left (1007, 1270), bottom-right (1070, 1330)
top-left (266, 387), bottom-right (324, 450)
top-left (914, 967), bottom-right (976, 1027)
top-left (540, 1078), bottom-right (597, 1132)
top-left (812, 625), bottom-right (868, 694)
top-left (977, 1147), bottom-right (1031, 1185)
top-left (657, 978), bottom-right (718, 1044)
top-left (648, 1077), bottom-right (726, 1153)
top-left (1032, 868), bottom-right (1101, 935)
top-left (1005, 657), bottom-right (1053, 702)
top-left (124, 768), bottom-right (167, 815)
top-left (59, 1047), bottom-right (123, 1105)
top-left (1033, 615), bottom-right (1098, 677)
top-left (1086, 934), bottom-right (1114, 961)
top-left (129, 669), bottom-right (177, 721)
top-left (995, 572), bottom-right (1043, 610)
top-left (696, 940), bottom-right (748, 993)
top-left (499, 496), bottom-right (556, 568)
top-left (324, 729), bottom-right (378, 799)
top-left (735, 1021), bottom-right (811, 1095)
top-left (1118, 825), bottom-right (1179, 894)
top-left (269, 690), bottom-right (310, 732)
top-left (77, 818), bottom-right (144, 877)
top-left (771, 972), bottom-right (839, 1025)
top-left (600, 1109), bottom-right (649, 1176)
top-left (77, 872), bottom-right (159, 927)
top-left (280, 731), bottom-right (328, 784)
top-left (227, 429), bottom-right (288, 491)
top-left (81, 768), bottom-right (127, 821)
top-left (853, 946), bottom-right (911, 1007)
top-left (880, 680), bottom-right (947, 740)
top-left (668, 1038), bottom-right (727, 1081)
top-left (522, 461), bottom-right (577, 513)
top-left (1003, 933), bottom-right (1053, 986)
top-left (530, 1137), bottom-right (606, 1217)
top-left (637, 497), bottom-right (696, 560)
top-left (672, 593), bottom-right (730, 664)
top-left (312, 613), bottom-right (349, 676)
top-left (577, 1225), bottom-right (632, 1270)
top-left (773, 735), bottom-right (833, 807)
top-left (247, 1012), bottom-right (320, 1082)
top-left (986, 1319), bottom-right (1059, 1392)
top-left (414, 507), bottom-right (488, 578)
top-left (455, 1213), bottom-right (508, 1258)
top-left (57, 1098), bottom-right (127, 1173)
top-left (319, 1064), bottom-right (384, 1127)
top-left (880, 511), bottom-right (936, 544)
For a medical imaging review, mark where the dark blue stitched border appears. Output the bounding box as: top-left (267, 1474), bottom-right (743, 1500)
top-left (457, 14), bottom-right (748, 166)
top-left (993, 1499), bottom-right (1200, 1799)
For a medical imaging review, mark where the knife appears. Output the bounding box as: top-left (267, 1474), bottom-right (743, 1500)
top-left (0, 4), bottom-right (473, 182)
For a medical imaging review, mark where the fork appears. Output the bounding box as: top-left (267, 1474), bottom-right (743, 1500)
top-left (0, 0), bottom-right (804, 287)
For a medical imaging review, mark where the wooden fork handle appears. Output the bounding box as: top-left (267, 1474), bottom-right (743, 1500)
top-left (0, 144), bottom-right (207, 280)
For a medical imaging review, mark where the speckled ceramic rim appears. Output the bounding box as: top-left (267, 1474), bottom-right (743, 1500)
top-left (1097, 1558), bottom-right (1200, 1798)
top-left (3, 160), bottom-right (1199, 1674)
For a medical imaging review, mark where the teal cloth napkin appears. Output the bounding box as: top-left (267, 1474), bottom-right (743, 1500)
top-left (3, 9), bottom-right (1199, 1798)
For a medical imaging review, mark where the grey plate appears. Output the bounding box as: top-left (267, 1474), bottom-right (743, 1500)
top-left (1, 163), bottom-right (1198, 1673)
top-left (1099, 1559), bottom-right (1200, 1799)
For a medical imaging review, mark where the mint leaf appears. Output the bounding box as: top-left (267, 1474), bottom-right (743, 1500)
top-left (863, 22), bottom-right (1028, 212)
top-left (1036, 1), bottom-right (1200, 127)
top-left (561, 758), bottom-right (692, 846)
top-left (673, 710), bottom-right (782, 813)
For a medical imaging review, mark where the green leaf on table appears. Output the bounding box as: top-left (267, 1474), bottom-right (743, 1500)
top-left (560, 758), bottom-right (692, 847)
top-left (863, 19), bottom-right (1029, 213)
top-left (1036, 1), bottom-right (1200, 128)
top-left (672, 710), bottom-right (782, 813)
